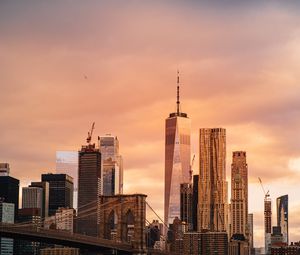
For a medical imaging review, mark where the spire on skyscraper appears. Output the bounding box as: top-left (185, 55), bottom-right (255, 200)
top-left (177, 70), bottom-right (180, 115)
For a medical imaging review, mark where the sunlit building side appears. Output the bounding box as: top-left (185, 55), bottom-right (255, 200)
top-left (165, 73), bottom-right (191, 226)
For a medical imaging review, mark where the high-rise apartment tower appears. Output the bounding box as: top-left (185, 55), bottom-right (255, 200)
top-left (230, 151), bottom-right (248, 237)
top-left (198, 128), bottom-right (228, 232)
top-left (276, 195), bottom-right (288, 244)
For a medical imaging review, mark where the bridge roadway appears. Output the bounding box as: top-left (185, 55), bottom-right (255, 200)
top-left (0, 223), bottom-right (134, 254)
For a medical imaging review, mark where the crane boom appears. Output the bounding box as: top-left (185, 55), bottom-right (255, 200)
top-left (258, 177), bottom-right (270, 199)
top-left (189, 154), bottom-right (196, 182)
top-left (86, 122), bottom-right (95, 145)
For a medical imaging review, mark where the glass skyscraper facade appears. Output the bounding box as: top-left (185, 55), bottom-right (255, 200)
top-left (56, 151), bottom-right (78, 210)
top-left (98, 135), bottom-right (123, 195)
top-left (164, 74), bottom-right (191, 225)
top-left (41, 173), bottom-right (73, 216)
top-left (276, 194), bottom-right (288, 244)
top-left (198, 128), bottom-right (228, 232)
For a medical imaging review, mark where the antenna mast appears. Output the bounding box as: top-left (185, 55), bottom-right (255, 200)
top-left (177, 70), bottom-right (180, 114)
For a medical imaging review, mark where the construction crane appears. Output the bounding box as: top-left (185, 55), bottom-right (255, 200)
top-left (189, 154), bottom-right (195, 182)
top-left (258, 177), bottom-right (270, 199)
top-left (86, 122), bottom-right (95, 145)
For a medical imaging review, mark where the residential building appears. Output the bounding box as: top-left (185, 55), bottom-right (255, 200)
top-left (198, 128), bottom-right (228, 232)
top-left (230, 151), bottom-right (248, 238)
top-left (276, 195), bottom-right (288, 244)
top-left (55, 207), bottom-right (75, 233)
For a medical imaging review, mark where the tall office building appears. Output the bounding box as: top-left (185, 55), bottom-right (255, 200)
top-left (77, 143), bottom-right (102, 236)
top-left (192, 175), bottom-right (199, 231)
top-left (56, 151), bottom-right (78, 210)
top-left (180, 183), bottom-right (193, 230)
top-left (230, 151), bottom-right (248, 237)
top-left (165, 73), bottom-right (191, 226)
top-left (0, 176), bottom-right (19, 220)
top-left (265, 197), bottom-right (272, 254)
top-left (41, 174), bottom-right (73, 216)
top-left (248, 213), bottom-right (254, 254)
top-left (29, 182), bottom-right (49, 218)
top-left (198, 128), bottom-right (228, 232)
top-left (0, 163), bottom-right (10, 176)
top-left (98, 135), bottom-right (123, 195)
top-left (276, 195), bottom-right (288, 244)
top-left (0, 201), bottom-right (14, 255)
top-left (22, 187), bottom-right (43, 215)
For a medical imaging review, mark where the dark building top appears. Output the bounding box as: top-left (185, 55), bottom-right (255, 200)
top-left (41, 173), bottom-right (73, 216)
top-left (0, 176), bottom-right (19, 220)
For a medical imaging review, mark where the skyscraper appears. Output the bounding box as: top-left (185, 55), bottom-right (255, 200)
top-left (41, 173), bottom-right (73, 216)
top-left (77, 143), bottom-right (102, 236)
top-left (29, 181), bottom-right (49, 218)
top-left (165, 73), bottom-right (191, 226)
top-left (276, 195), bottom-right (288, 244)
top-left (0, 201), bottom-right (14, 255)
top-left (98, 135), bottom-right (123, 195)
top-left (22, 187), bottom-right (43, 215)
top-left (180, 183), bottom-right (193, 230)
top-left (56, 151), bottom-right (78, 210)
top-left (264, 197), bottom-right (272, 254)
top-left (0, 176), bottom-right (19, 220)
top-left (192, 175), bottom-right (199, 231)
top-left (248, 213), bottom-right (254, 254)
top-left (230, 151), bottom-right (248, 237)
top-left (198, 128), bottom-right (228, 232)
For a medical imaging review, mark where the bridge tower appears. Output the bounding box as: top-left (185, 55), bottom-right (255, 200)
top-left (98, 194), bottom-right (147, 254)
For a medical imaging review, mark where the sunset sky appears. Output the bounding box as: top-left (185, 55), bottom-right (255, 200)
top-left (1, 0), bottom-right (300, 247)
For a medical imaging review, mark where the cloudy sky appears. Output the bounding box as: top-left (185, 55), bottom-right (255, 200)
top-left (1, 0), bottom-right (300, 247)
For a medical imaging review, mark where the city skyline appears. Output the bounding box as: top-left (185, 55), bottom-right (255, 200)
top-left (1, 0), bottom-right (300, 248)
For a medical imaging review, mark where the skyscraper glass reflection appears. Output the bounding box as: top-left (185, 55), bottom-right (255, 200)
top-left (276, 195), bottom-right (288, 244)
top-left (164, 73), bottom-right (191, 225)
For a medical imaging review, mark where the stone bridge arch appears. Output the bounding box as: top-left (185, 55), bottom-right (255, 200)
top-left (98, 194), bottom-right (147, 253)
